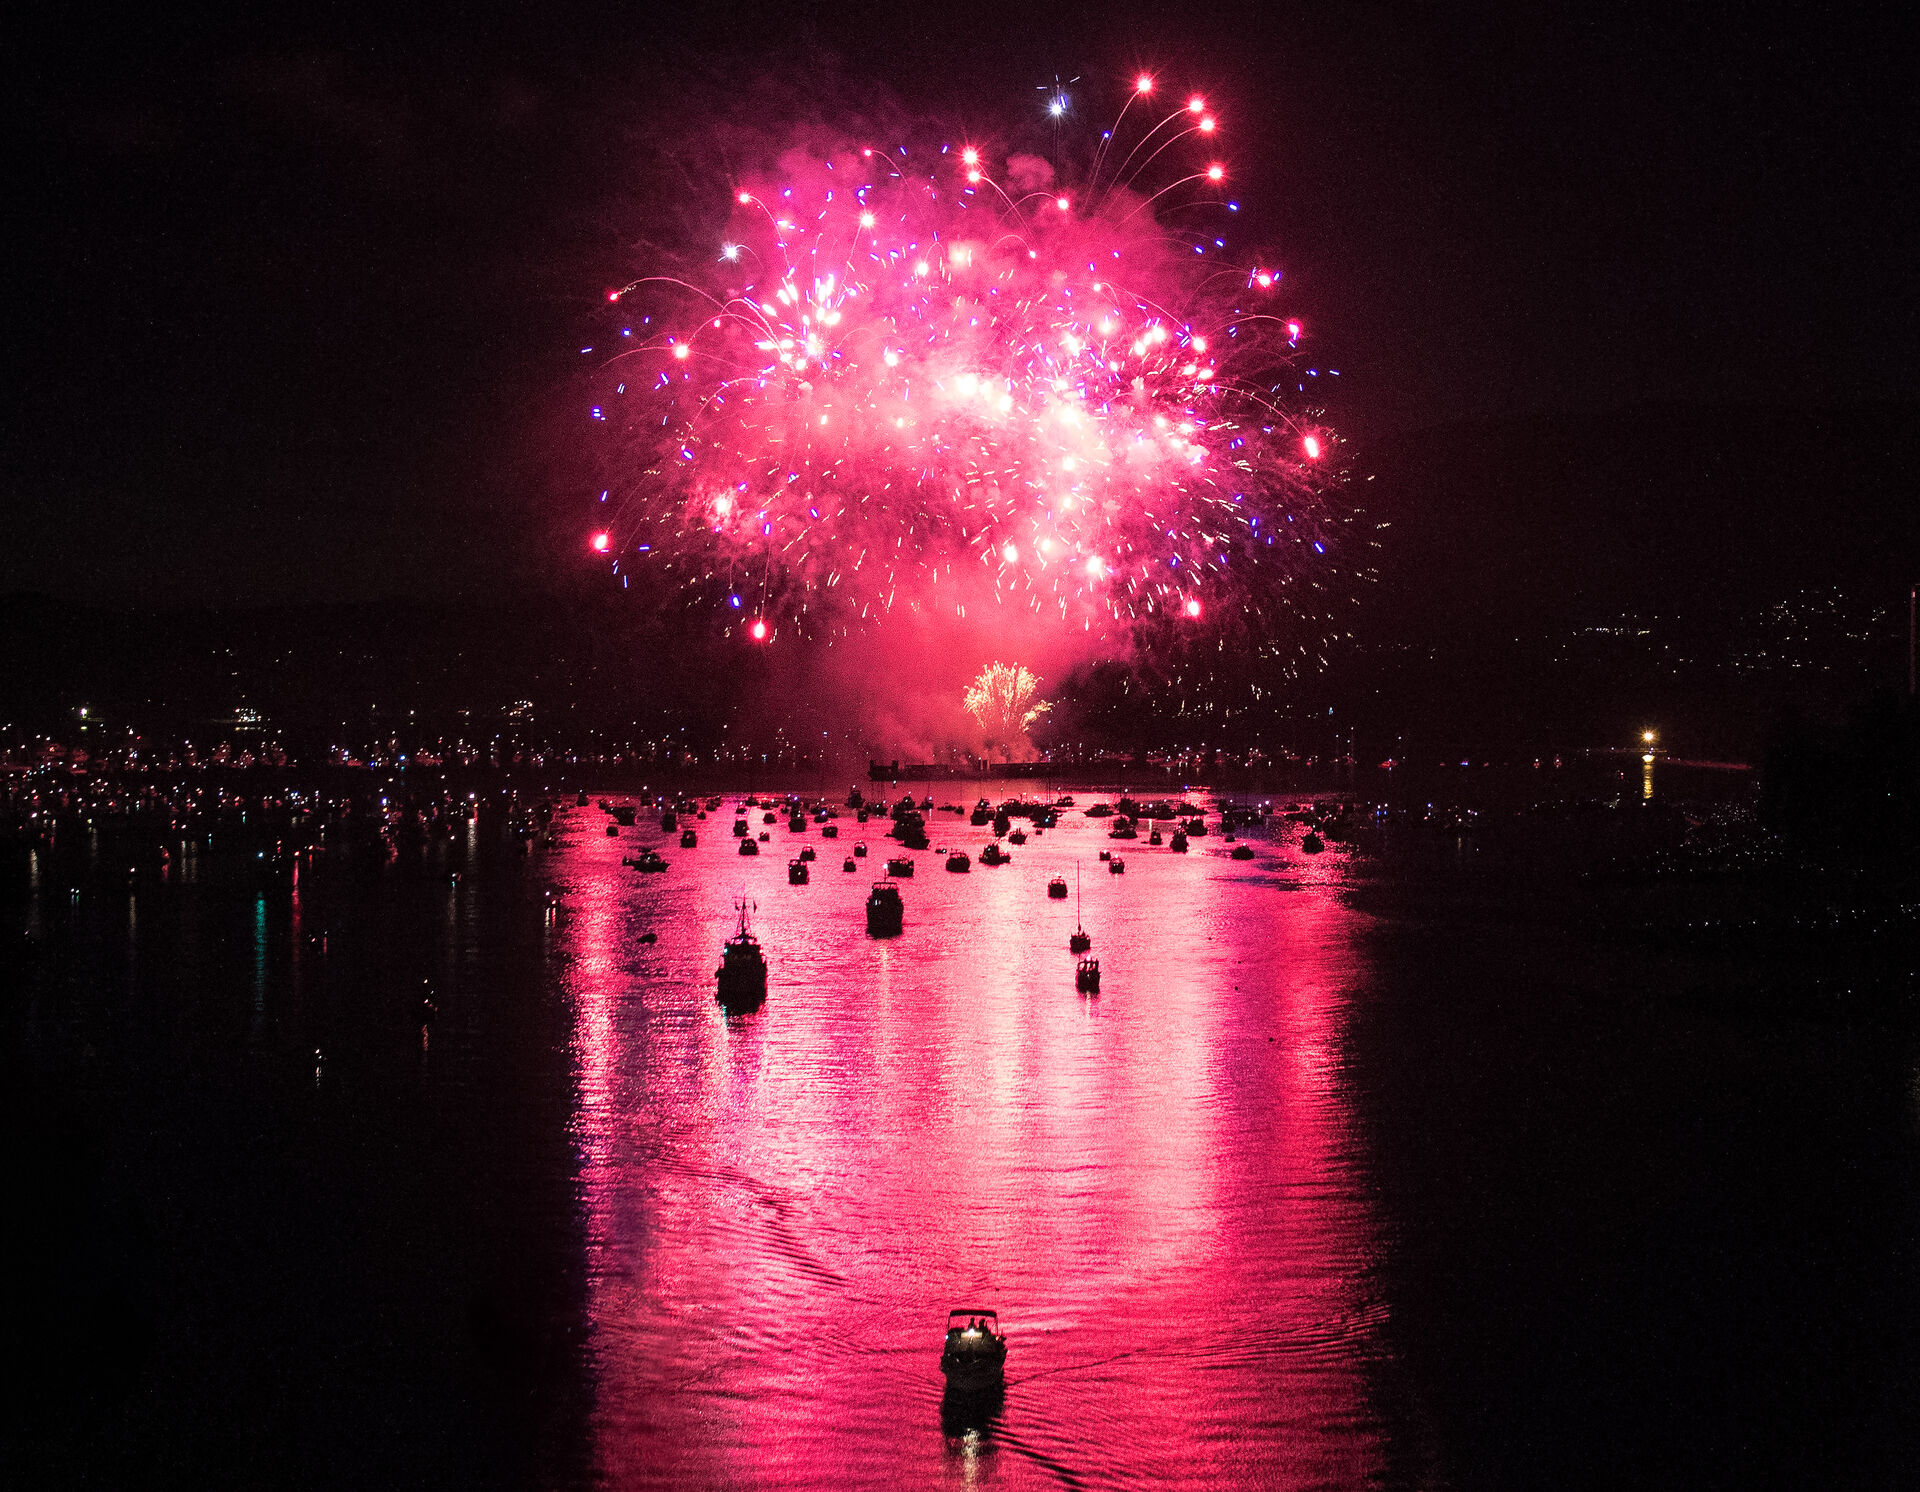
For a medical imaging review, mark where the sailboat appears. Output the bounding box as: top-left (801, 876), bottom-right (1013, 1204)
top-left (1069, 864), bottom-right (1091, 953)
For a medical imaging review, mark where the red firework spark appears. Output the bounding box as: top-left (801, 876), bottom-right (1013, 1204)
top-left (585, 78), bottom-right (1342, 647)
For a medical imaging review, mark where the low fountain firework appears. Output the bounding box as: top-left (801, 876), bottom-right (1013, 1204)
top-left (964, 661), bottom-right (1051, 759)
top-left (584, 74), bottom-right (1348, 677)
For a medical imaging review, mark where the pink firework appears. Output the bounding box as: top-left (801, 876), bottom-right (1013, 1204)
top-left (585, 79), bottom-right (1342, 650)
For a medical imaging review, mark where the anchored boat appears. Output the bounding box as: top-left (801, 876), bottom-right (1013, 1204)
top-left (1070, 866), bottom-right (1091, 952)
top-left (715, 900), bottom-right (767, 1009)
top-left (866, 881), bottom-right (904, 936)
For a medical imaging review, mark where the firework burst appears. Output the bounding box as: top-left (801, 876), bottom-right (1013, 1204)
top-left (964, 660), bottom-right (1052, 757)
top-left (584, 74), bottom-right (1345, 668)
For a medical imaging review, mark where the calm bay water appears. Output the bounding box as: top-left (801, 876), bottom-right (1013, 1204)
top-left (8, 782), bottom-right (1917, 1488)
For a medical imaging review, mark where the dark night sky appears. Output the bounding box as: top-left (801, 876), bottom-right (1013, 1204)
top-left (7, 1), bottom-right (1915, 607)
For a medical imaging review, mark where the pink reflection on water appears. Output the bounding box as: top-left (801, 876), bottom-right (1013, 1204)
top-left (561, 792), bottom-right (1396, 1487)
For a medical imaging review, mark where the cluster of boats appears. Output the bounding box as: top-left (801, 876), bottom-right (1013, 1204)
top-left (600, 788), bottom-right (1359, 1024)
top-left (576, 789), bottom-right (1365, 1398)
top-left (612, 790), bottom-right (1345, 892)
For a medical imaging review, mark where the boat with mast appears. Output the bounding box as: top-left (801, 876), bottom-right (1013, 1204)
top-left (715, 898), bottom-right (768, 1008)
top-left (1069, 864), bottom-right (1091, 952)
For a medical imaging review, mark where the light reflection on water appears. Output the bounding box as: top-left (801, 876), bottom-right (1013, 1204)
top-left (556, 787), bottom-right (1396, 1488)
top-left (16, 775), bottom-right (1919, 1487)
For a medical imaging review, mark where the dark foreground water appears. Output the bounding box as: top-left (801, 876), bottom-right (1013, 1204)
top-left (7, 784), bottom-right (1918, 1488)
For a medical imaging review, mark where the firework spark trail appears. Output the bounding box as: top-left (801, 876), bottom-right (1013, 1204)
top-left (585, 76), bottom-right (1343, 658)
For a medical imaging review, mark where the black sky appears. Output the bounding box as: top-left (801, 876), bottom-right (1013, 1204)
top-left (7, 1), bottom-right (1915, 606)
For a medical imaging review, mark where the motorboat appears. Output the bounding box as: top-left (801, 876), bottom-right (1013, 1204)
top-left (843, 857), bottom-right (857, 872)
top-left (763, 811), bottom-right (777, 824)
top-left (1007, 829), bottom-right (1027, 845)
top-left (1231, 843), bottom-right (1256, 859)
top-left (716, 899), bottom-right (768, 1009)
top-left (978, 842), bottom-right (1009, 866)
top-left (662, 809), bottom-right (678, 832)
top-left (866, 881), bottom-right (904, 936)
top-left (1098, 849), bottom-right (1111, 861)
top-left (789, 812), bottom-right (807, 832)
top-left (623, 848), bottom-right (669, 873)
top-left (1301, 832), bottom-right (1325, 854)
top-left (940, 1310), bottom-right (1007, 1390)
top-left (886, 855), bottom-right (915, 877)
top-left (788, 859), bottom-right (810, 884)
top-left (605, 824), bottom-right (620, 837)
top-left (1085, 804), bottom-right (1114, 817)
top-left (946, 851), bottom-right (971, 873)
top-left (1170, 829), bottom-right (1188, 853)
top-left (733, 818), bottom-right (749, 837)
top-left (1148, 828), bottom-right (1163, 846)
top-left (680, 828), bottom-right (698, 848)
top-left (798, 846), bottom-right (817, 862)
top-left (1076, 958), bottom-right (1101, 993)
top-left (1108, 857), bottom-right (1126, 874)
top-left (1047, 877), bottom-right (1069, 899)
top-left (759, 830), bottom-right (771, 841)
top-left (853, 841), bottom-right (869, 857)
top-left (822, 824), bottom-right (839, 839)
top-left (739, 838), bottom-right (760, 856)
top-left (1069, 865), bottom-right (1091, 951)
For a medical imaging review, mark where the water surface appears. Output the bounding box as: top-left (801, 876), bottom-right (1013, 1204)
top-left (8, 783), bottom-right (1915, 1488)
